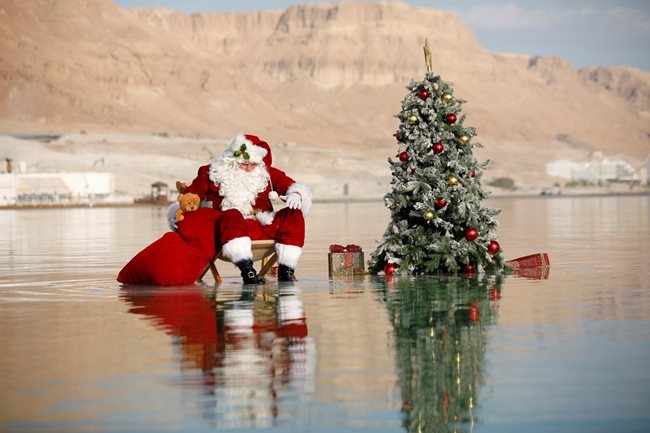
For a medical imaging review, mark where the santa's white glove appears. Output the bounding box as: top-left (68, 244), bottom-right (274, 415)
top-left (166, 202), bottom-right (180, 231)
top-left (284, 192), bottom-right (302, 210)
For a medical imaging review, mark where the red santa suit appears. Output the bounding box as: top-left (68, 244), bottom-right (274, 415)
top-left (184, 133), bottom-right (312, 270)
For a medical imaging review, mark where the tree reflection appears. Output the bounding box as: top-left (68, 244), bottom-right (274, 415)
top-left (120, 283), bottom-right (314, 428)
top-left (380, 275), bottom-right (503, 433)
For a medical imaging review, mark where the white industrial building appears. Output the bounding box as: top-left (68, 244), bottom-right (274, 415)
top-left (640, 155), bottom-right (650, 186)
top-left (0, 172), bottom-right (133, 206)
top-left (546, 153), bottom-right (640, 183)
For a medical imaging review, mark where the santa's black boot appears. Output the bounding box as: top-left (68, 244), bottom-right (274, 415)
top-left (236, 260), bottom-right (265, 285)
top-left (278, 264), bottom-right (296, 282)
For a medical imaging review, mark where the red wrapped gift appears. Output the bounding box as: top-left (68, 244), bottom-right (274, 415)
top-left (328, 244), bottom-right (365, 276)
top-left (506, 253), bottom-right (550, 269)
top-left (506, 253), bottom-right (550, 280)
top-left (514, 266), bottom-right (550, 280)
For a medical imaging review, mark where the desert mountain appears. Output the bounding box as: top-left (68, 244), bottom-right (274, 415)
top-left (0, 0), bottom-right (648, 195)
top-left (579, 66), bottom-right (650, 115)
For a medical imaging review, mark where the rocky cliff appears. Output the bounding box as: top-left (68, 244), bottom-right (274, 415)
top-left (579, 66), bottom-right (650, 115)
top-left (1, 0), bottom-right (648, 192)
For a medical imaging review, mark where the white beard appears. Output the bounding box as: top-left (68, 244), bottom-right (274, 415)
top-left (209, 158), bottom-right (270, 215)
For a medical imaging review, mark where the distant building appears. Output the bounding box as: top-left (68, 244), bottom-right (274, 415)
top-left (546, 159), bottom-right (583, 180)
top-left (0, 172), bottom-right (133, 206)
top-left (546, 153), bottom-right (639, 183)
top-left (640, 155), bottom-right (650, 186)
top-left (150, 181), bottom-right (169, 203)
top-left (0, 173), bottom-right (16, 206)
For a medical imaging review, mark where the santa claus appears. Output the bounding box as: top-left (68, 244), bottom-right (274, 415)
top-left (170, 133), bottom-right (312, 284)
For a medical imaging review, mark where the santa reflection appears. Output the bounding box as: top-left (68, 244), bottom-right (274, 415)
top-left (380, 275), bottom-right (503, 433)
top-left (121, 283), bottom-right (315, 428)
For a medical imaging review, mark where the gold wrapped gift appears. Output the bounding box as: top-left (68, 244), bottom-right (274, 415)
top-left (328, 252), bottom-right (365, 277)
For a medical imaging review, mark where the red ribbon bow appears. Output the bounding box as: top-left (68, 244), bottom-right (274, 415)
top-left (329, 244), bottom-right (363, 253)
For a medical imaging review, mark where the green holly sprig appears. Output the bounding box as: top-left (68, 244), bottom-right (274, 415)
top-left (233, 143), bottom-right (250, 160)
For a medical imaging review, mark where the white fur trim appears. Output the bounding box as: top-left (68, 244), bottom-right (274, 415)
top-left (221, 236), bottom-right (253, 263)
top-left (255, 211), bottom-right (275, 226)
top-left (269, 190), bottom-right (279, 200)
top-left (229, 133), bottom-right (268, 165)
top-left (287, 182), bottom-right (313, 216)
top-left (278, 296), bottom-right (305, 322)
top-left (224, 309), bottom-right (254, 333)
top-left (275, 243), bottom-right (302, 269)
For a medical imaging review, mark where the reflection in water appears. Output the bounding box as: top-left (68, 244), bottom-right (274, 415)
top-left (380, 275), bottom-right (504, 433)
top-left (1, 199), bottom-right (647, 431)
top-left (120, 284), bottom-right (315, 428)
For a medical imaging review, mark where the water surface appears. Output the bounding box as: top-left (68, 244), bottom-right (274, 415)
top-left (1, 196), bottom-right (649, 432)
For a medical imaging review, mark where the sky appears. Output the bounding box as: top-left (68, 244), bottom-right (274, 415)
top-left (112, 0), bottom-right (650, 70)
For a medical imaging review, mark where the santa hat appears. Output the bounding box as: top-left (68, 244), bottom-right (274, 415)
top-left (225, 133), bottom-right (272, 167)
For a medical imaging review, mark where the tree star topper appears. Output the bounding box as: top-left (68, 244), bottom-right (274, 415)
top-left (423, 38), bottom-right (432, 73)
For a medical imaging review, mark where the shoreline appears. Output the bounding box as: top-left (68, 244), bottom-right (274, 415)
top-left (1, 190), bottom-right (648, 210)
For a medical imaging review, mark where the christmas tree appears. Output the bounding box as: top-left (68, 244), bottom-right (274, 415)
top-left (369, 41), bottom-right (506, 275)
top-left (379, 275), bottom-right (503, 433)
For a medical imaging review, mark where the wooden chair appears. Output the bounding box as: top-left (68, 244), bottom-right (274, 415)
top-left (197, 240), bottom-right (277, 284)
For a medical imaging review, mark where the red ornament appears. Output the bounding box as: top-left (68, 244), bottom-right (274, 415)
top-left (465, 227), bottom-right (478, 241)
top-left (469, 306), bottom-right (479, 322)
top-left (435, 197), bottom-right (447, 209)
top-left (394, 133), bottom-right (402, 142)
top-left (464, 264), bottom-right (474, 273)
top-left (469, 170), bottom-right (476, 178)
top-left (488, 240), bottom-right (500, 255)
top-left (432, 142), bottom-right (444, 154)
top-left (489, 288), bottom-right (501, 301)
top-left (398, 152), bottom-right (408, 162)
top-left (443, 393), bottom-right (450, 414)
top-left (418, 89), bottom-right (430, 100)
top-left (384, 263), bottom-right (397, 275)
top-left (445, 113), bottom-right (457, 124)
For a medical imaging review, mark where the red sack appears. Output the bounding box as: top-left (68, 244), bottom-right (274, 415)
top-left (122, 286), bottom-right (218, 346)
top-left (117, 208), bottom-right (221, 286)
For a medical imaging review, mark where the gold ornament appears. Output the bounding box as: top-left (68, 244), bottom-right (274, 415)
top-left (447, 175), bottom-right (459, 186)
top-left (460, 134), bottom-right (470, 144)
top-left (423, 209), bottom-right (436, 222)
top-left (442, 92), bottom-right (453, 104)
top-left (407, 114), bottom-right (419, 125)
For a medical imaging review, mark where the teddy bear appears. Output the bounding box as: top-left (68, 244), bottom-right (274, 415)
top-left (175, 192), bottom-right (200, 223)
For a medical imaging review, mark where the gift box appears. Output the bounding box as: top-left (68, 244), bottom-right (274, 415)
top-left (506, 253), bottom-right (550, 269)
top-left (328, 244), bottom-right (365, 277)
top-left (506, 253), bottom-right (550, 280)
top-left (512, 266), bottom-right (550, 280)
